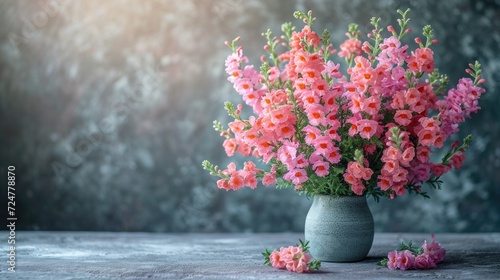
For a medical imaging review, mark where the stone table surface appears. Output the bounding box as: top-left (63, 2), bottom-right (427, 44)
top-left (1, 231), bottom-right (499, 279)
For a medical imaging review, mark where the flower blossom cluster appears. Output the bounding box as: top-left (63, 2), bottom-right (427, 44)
top-left (383, 234), bottom-right (446, 270)
top-left (263, 240), bottom-right (321, 273)
top-left (270, 246), bottom-right (312, 273)
top-left (203, 9), bottom-right (486, 199)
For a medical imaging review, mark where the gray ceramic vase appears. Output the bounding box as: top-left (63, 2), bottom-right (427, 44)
top-left (304, 195), bottom-right (374, 262)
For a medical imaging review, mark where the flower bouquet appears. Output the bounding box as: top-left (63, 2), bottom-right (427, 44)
top-left (202, 9), bottom-right (486, 200)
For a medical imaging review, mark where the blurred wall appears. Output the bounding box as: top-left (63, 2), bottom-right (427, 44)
top-left (1, 0), bottom-right (499, 232)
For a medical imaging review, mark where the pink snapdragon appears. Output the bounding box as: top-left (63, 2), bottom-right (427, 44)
top-left (344, 161), bottom-right (373, 195)
top-left (377, 36), bottom-right (409, 66)
top-left (263, 240), bottom-right (321, 273)
top-left (204, 9), bottom-right (486, 200)
top-left (422, 233), bottom-right (446, 264)
top-left (438, 78), bottom-right (485, 137)
top-left (406, 48), bottom-right (435, 74)
top-left (338, 38), bottom-right (362, 59)
top-left (414, 253), bottom-right (436, 269)
top-left (382, 234), bottom-right (445, 270)
top-left (396, 250), bottom-right (415, 270)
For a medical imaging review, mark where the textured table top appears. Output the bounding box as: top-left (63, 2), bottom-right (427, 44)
top-left (2, 231), bottom-right (499, 279)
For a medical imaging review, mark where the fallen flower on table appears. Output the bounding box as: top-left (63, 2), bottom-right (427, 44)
top-left (262, 239), bottom-right (321, 273)
top-left (379, 233), bottom-right (445, 270)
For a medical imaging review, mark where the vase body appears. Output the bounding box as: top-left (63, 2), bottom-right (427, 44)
top-left (304, 195), bottom-right (374, 262)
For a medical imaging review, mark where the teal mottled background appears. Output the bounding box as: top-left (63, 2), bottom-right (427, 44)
top-left (1, 0), bottom-right (499, 232)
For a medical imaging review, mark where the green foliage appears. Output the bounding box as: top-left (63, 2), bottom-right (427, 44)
top-left (262, 248), bottom-right (273, 266)
top-left (429, 69), bottom-right (450, 96)
top-left (422, 25), bottom-right (435, 48)
top-left (396, 8), bottom-right (412, 40)
top-left (293, 10), bottom-right (315, 27)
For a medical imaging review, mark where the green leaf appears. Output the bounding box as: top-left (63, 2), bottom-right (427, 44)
top-left (262, 248), bottom-right (273, 266)
top-left (309, 259), bottom-right (321, 271)
top-left (378, 258), bottom-right (389, 266)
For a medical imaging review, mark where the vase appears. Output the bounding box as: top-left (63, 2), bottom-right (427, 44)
top-left (304, 195), bottom-right (374, 262)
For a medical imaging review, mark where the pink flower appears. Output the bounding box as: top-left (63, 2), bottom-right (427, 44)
top-left (285, 169), bottom-right (308, 185)
top-left (364, 143), bottom-right (377, 155)
top-left (394, 110), bottom-right (413, 126)
top-left (451, 153), bottom-right (466, 169)
top-left (276, 245), bottom-right (313, 273)
top-left (306, 104), bottom-right (327, 126)
top-left (357, 119), bottom-right (378, 139)
top-left (391, 167), bottom-right (408, 183)
top-left (381, 160), bottom-right (398, 176)
top-left (343, 172), bottom-right (357, 185)
top-left (382, 146), bottom-right (401, 162)
top-left (377, 36), bottom-right (409, 65)
top-left (267, 66), bottom-right (281, 83)
top-left (325, 148), bottom-right (342, 164)
top-left (433, 132), bottom-right (444, 148)
top-left (277, 124), bottom-right (296, 139)
top-left (229, 120), bottom-right (246, 135)
top-left (419, 117), bottom-right (440, 130)
top-left (303, 125), bottom-right (322, 145)
top-left (270, 105), bottom-right (294, 124)
top-left (326, 113), bottom-right (340, 127)
top-left (313, 161), bottom-right (330, 177)
top-left (406, 48), bottom-right (435, 74)
top-left (256, 138), bottom-right (274, 156)
top-left (417, 128), bottom-right (436, 147)
top-left (312, 136), bottom-right (334, 155)
top-left (323, 60), bottom-right (343, 78)
top-left (430, 163), bottom-right (451, 178)
top-left (235, 78), bottom-right (253, 94)
top-left (347, 118), bottom-right (359, 137)
top-left (295, 256), bottom-right (311, 273)
top-left (414, 253), bottom-right (436, 269)
top-left (412, 162), bottom-right (431, 182)
top-left (293, 154), bottom-right (309, 169)
top-left (216, 179), bottom-right (230, 191)
top-left (378, 175), bottom-right (393, 191)
top-left (323, 92), bottom-right (340, 112)
top-left (350, 93), bottom-right (364, 114)
top-left (262, 172), bottom-right (277, 186)
top-left (325, 127), bottom-right (341, 142)
top-left (277, 141), bottom-right (298, 167)
top-left (347, 161), bottom-right (365, 179)
top-left (416, 146), bottom-right (431, 162)
top-left (400, 147), bottom-right (415, 167)
top-left (422, 234), bottom-right (446, 264)
top-left (404, 88), bottom-right (421, 106)
top-left (387, 250), bottom-right (399, 270)
top-left (301, 91), bottom-right (320, 108)
top-left (223, 138), bottom-right (237, 156)
top-left (228, 172), bottom-right (245, 190)
top-left (384, 234), bottom-right (445, 271)
top-left (302, 67), bottom-right (322, 84)
top-left (351, 183), bottom-right (365, 195)
top-left (396, 250), bottom-right (415, 270)
top-left (243, 172), bottom-right (258, 189)
top-left (362, 95), bottom-right (381, 116)
top-left (338, 38), bottom-right (362, 59)
top-left (270, 249), bottom-right (286, 269)
top-left (390, 91), bottom-right (406, 110)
